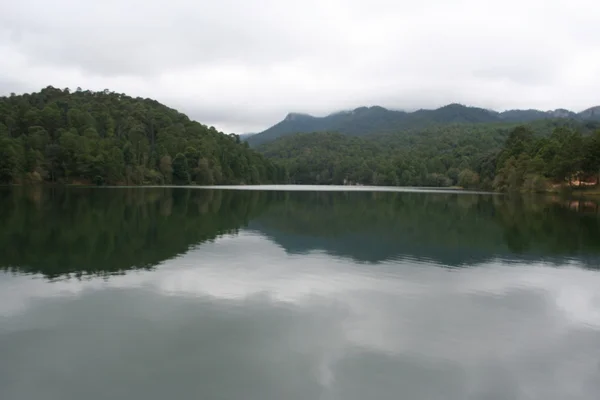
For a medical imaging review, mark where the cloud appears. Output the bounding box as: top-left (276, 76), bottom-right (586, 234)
top-left (1, 0), bottom-right (599, 133)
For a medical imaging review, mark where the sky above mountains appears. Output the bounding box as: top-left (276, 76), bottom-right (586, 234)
top-left (1, 0), bottom-right (599, 133)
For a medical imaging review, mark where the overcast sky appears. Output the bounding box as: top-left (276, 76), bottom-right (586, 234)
top-left (1, 0), bottom-right (599, 133)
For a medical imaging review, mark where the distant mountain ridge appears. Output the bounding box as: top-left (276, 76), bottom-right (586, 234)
top-left (247, 103), bottom-right (600, 146)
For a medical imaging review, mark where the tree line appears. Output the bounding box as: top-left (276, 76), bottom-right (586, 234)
top-left (494, 126), bottom-right (600, 191)
top-left (258, 121), bottom-right (600, 192)
top-left (2, 86), bottom-right (599, 192)
top-left (0, 86), bottom-right (286, 185)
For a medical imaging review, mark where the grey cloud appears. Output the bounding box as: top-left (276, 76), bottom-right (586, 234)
top-left (0, 77), bottom-right (28, 95)
top-left (472, 65), bottom-right (555, 86)
top-left (1, 0), bottom-right (599, 133)
top-left (1, 0), bottom-right (345, 77)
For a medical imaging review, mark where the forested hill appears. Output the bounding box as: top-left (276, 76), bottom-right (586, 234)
top-left (258, 120), bottom-right (600, 191)
top-left (247, 103), bottom-right (600, 147)
top-left (0, 86), bottom-right (285, 185)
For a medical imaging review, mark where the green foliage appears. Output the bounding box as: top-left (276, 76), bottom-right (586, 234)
top-left (494, 126), bottom-right (599, 192)
top-left (0, 86), bottom-right (283, 185)
top-left (259, 121), bottom-right (600, 191)
top-left (0, 136), bottom-right (22, 183)
top-left (583, 131), bottom-right (600, 182)
top-left (172, 153), bottom-right (190, 184)
top-left (458, 169), bottom-right (480, 189)
top-left (258, 125), bottom-right (507, 187)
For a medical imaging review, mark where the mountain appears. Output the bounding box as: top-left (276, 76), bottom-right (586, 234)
top-left (247, 106), bottom-right (408, 146)
top-left (578, 106), bottom-right (600, 121)
top-left (0, 86), bottom-right (285, 185)
top-left (497, 109), bottom-right (552, 122)
top-left (247, 103), bottom-right (600, 147)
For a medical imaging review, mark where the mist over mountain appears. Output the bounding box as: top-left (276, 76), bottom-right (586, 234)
top-left (247, 103), bottom-right (600, 147)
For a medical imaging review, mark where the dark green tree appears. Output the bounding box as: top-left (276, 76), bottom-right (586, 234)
top-left (172, 153), bottom-right (190, 184)
top-left (0, 87), bottom-right (282, 185)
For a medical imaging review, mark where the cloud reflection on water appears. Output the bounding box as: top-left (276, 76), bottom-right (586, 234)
top-left (1, 230), bottom-right (600, 400)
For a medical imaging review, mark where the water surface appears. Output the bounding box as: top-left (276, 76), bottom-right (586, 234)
top-left (1, 187), bottom-right (600, 400)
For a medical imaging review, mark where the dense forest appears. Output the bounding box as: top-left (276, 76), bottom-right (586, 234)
top-left (258, 121), bottom-right (600, 191)
top-left (1, 86), bottom-right (599, 192)
top-left (0, 86), bottom-right (285, 185)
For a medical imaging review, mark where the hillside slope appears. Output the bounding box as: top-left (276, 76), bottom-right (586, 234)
top-left (247, 103), bottom-right (600, 147)
top-left (0, 86), bottom-right (285, 185)
top-left (257, 119), bottom-right (600, 190)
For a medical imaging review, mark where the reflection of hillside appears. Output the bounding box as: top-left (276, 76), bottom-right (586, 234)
top-left (1, 188), bottom-right (599, 278)
top-left (493, 196), bottom-right (600, 258)
top-left (247, 192), bottom-right (600, 267)
top-left (0, 187), bottom-right (271, 278)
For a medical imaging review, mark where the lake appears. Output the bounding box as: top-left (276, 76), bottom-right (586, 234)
top-left (1, 186), bottom-right (600, 400)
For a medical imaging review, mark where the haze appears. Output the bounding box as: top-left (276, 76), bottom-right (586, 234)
top-left (1, 0), bottom-right (599, 133)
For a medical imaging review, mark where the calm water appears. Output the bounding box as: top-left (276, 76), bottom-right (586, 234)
top-left (1, 186), bottom-right (600, 400)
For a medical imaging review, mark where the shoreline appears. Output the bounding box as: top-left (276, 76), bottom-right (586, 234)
top-left (3, 182), bottom-right (600, 197)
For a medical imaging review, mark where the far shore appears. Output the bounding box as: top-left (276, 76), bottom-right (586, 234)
top-left (4, 182), bottom-right (600, 197)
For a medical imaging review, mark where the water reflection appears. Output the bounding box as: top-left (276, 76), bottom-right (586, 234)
top-left (251, 191), bottom-right (600, 267)
top-left (1, 187), bottom-right (599, 279)
top-left (0, 187), bottom-right (272, 278)
top-left (1, 227), bottom-right (600, 400)
top-left (2, 186), bottom-right (600, 400)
